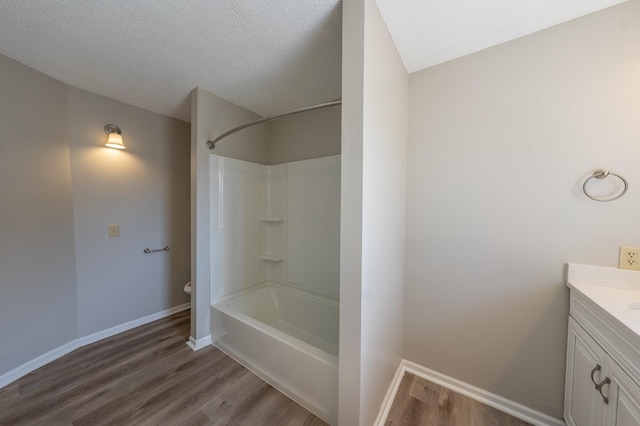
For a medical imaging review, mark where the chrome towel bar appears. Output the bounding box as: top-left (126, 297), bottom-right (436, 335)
top-left (143, 245), bottom-right (170, 254)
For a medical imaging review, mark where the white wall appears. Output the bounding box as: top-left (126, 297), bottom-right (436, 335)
top-left (404, 0), bottom-right (640, 419)
top-left (0, 54), bottom-right (78, 377)
top-left (67, 87), bottom-right (190, 337)
top-left (340, 0), bottom-right (409, 423)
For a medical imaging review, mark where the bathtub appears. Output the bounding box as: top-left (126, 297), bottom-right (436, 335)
top-left (212, 283), bottom-right (339, 425)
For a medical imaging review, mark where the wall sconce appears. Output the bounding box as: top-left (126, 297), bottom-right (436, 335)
top-left (104, 124), bottom-right (125, 150)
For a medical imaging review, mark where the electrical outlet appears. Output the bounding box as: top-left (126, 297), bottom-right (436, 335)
top-left (619, 246), bottom-right (640, 271)
top-left (108, 224), bottom-right (120, 238)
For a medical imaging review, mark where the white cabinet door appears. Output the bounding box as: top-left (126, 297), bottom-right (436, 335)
top-left (565, 317), bottom-right (608, 426)
top-left (604, 360), bottom-right (640, 426)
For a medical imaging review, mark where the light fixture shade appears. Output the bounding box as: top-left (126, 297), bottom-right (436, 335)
top-left (104, 124), bottom-right (125, 150)
top-left (105, 132), bottom-right (125, 149)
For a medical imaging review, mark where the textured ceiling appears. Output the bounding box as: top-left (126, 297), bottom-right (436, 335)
top-left (0, 1), bottom-right (629, 123)
top-left (0, 0), bottom-right (342, 121)
top-left (374, 0), bottom-right (629, 73)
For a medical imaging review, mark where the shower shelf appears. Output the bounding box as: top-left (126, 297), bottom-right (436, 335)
top-left (260, 217), bottom-right (285, 223)
top-left (260, 254), bottom-right (284, 262)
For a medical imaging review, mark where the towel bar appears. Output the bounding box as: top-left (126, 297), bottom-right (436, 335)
top-left (143, 245), bottom-right (170, 254)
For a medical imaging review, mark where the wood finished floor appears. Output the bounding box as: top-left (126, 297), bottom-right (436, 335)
top-left (1, 309), bottom-right (536, 426)
top-left (384, 373), bottom-right (532, 426)
top-left (0, 310), bottom-right (327, 426)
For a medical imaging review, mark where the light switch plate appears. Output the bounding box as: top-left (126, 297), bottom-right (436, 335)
top-left (108, 224), bottom-right (120, 238)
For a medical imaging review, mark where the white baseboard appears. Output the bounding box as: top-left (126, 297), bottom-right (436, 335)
top-left (375, 359), bottom-right (565, 426)
top-left (78, 302), bottom-right (190, 347)
top-left (0, 340), bottom-right (80, 389)
top-left (186, 334), bottom-right (212, 351)
top-left (0, 303), bottom-right (191, 390)
top-left (373, 361), bottom-right (405, 425)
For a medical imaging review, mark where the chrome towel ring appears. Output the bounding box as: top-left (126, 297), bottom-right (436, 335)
top-left (582, 169), bottom-right (628, 202)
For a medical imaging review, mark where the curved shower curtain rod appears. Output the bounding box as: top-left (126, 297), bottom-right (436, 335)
top-left (206, 99), bottom-right (342, 150)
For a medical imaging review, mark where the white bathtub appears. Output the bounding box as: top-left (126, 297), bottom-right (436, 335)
top-left (212, 283), bottom-right (339, 425)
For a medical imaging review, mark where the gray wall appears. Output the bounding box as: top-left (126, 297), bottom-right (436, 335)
top-left (68, 87), bottom-right (190, 337)
top-left (360, 0), bottom-right (408, 423)
top-left (267, 105), bottom-right (341, 165)
top-left (404, 1), bottom-right (640, 419)
top-left (340, 0), bottom-right (408, 423)
top-left (190, 87), bottom-right (269, 345)
top-left (0, 54), bottom-right (78, 375)
top-left (339, 0), bottom-right (365, 420)
top-left (0, 53), bottom-right (191, 378)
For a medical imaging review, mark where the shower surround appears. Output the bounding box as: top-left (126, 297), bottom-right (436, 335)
top-left (209, 154), bottom-right (340, 424)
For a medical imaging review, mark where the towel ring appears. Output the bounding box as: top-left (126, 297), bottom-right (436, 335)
top-left (582, 169), bottom-right (628, 202)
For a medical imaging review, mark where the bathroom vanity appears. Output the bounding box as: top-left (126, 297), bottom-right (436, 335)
top-left (565, 264), bottom-right (640, 426)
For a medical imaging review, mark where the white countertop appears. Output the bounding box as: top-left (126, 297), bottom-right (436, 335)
top-left (567, 263), bottom-right (640, 337)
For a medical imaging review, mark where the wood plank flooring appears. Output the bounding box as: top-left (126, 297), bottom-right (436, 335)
top-left (1, 309), bottom-right (538, 426)
top-left (0, 310), bottom-right (327, 426)
top-left (384, 373), bottom-right (532, 426)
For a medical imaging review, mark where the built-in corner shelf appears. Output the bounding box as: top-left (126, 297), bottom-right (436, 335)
top-left (260, 254), bottom-right (284, 263)
top-left (260, 217), bottom-right (285, 223)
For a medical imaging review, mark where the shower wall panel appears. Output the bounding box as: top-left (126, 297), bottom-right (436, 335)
top-left (259, 163), bottom-right (287, 284)
top-left (212, 154), bottom-right (340, 301)
top-left (217, 157), bottom-right (261, 296)
top-left (287, 156), bottom-right (341, 298)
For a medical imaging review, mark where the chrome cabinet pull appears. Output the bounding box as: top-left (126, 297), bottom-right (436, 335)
top-left (596, 377), bottom-right (611, 404)
top-left (590, 364), bottom-right (601, 387)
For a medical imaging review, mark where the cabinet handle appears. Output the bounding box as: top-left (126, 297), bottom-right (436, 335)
top-left (590, 364), bottom-right (601, 387)
top-left (596, 377), bottom-right (610, 404)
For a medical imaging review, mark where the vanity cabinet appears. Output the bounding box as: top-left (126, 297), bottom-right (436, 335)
top-left (606, 360), bottom-right (640, 426)
top-left (565, 292), bottom-right (640, 426)
top-left (565, 317), bottom-right (607, 426)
